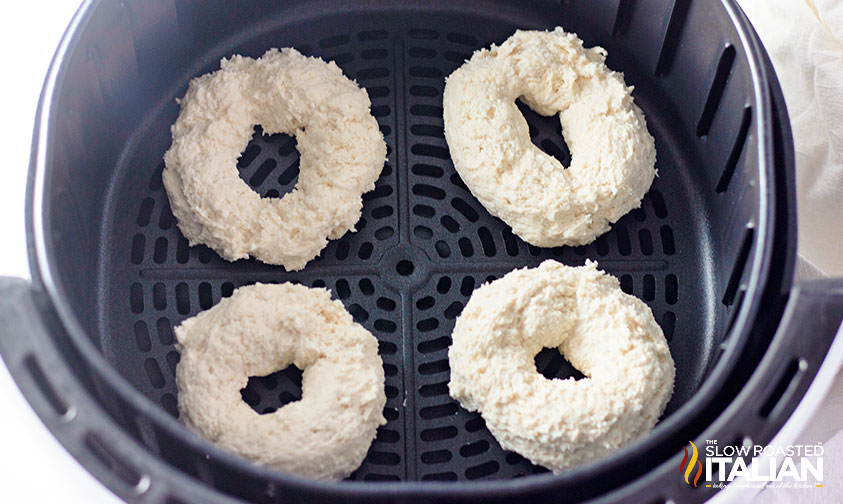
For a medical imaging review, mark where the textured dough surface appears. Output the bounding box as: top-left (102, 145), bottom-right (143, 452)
top-left (448, 260), bottom-right (675, 472)
top-left (443, 28), bottom-right (657, 247)
top-left (164, 48), bottom-right (386, 270)
top-left (175, 283), bottom-right (386, 480)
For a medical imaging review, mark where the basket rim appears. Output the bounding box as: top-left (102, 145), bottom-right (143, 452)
top-left (24, 0), bottom-right (786, 499)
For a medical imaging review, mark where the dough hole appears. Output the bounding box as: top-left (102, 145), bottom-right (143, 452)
top-left (239, 364), bottom-right (304, 415)
top-left (534, 347), bottom-right (585, 381)
top-left (236, 126), bottom-right (300, 199)
top-left (516, 100), bottom-right (571, 167)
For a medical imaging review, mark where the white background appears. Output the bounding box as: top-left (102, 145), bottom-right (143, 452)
top-left (0, 1), bottom-right (840, 503)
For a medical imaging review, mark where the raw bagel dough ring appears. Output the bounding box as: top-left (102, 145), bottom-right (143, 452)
top-left (175, 283), bottom-right (386, 480)
top-left (163, 48), bottom-right (386, 270)
top-left (443, 28), bottom-right (657, 247)
top-left (448, 260), bottom-right (675, 472)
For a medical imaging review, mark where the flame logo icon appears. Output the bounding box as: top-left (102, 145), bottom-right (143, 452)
top-left (680, 441), bottom-right (703, 487)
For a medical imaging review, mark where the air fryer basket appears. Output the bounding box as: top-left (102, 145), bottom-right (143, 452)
top-left (2, 0), bottom-right (843, 503)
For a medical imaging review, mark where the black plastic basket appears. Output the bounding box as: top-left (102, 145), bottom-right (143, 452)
top-left (1, 0), bottom-right (842, 503)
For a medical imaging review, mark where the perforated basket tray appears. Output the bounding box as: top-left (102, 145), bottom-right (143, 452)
top-left (108, 14), bottom-right (711, 483)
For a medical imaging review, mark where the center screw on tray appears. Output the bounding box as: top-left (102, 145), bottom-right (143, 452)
top-left (378, 244), bottom-right (432, 291)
